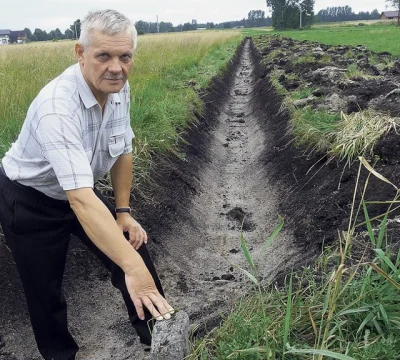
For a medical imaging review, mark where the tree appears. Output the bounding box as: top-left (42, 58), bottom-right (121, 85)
top-left (182, 22), bottom-right (195, 31)
top-left (317, 6), bottom-right (381, 23)
top-left (248, 10), bottom-right (266, 27)
top-left (24, 28), bottom-right (32, 40)
top-left (33, 28), bottom-right (47, 41)
top-left (386, 0), bottom-right (400, 25)
top-left (64, 28), bottom-right (73, 39)
top-left (266, 0), bottom-right (314, 29)
top-left (159, 22), bottom-right (173, 33)
top-left (70, 19), bottom-right (81, 39)
top-left (48, 30), bottom-right (56, 40)
top-left (370, 9), bottom-right (380, 19)
top-left (135, 20), bottom-right (148, 34)
top-left (54, 28), bottom-right (63, 40)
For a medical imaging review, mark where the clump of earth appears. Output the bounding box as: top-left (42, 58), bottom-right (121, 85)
top-left (251, 34), bottom-right (400, 252)
top-left (254, 35), bottom-right (400, 117)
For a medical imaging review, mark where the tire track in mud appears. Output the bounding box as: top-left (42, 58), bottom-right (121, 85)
top-left (153, 39), bottom-right (302, 331)
top-left (0, 39), bottom-right (305, 359)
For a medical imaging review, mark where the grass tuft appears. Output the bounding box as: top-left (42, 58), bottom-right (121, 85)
top-left (328, 110), bottom-right (400, 164)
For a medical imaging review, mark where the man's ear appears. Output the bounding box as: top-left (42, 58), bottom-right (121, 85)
top-left (75, 43), bottom-right (84, 63)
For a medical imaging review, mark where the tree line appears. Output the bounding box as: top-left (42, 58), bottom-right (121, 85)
top-left (317, 7), bottom-right (380, 22)
top-left (20, 2), bottom-right (396, 41)
top-left (22, 10), bottom-right (272, 41)
top-left (23, 20), bottom-right (81, 42)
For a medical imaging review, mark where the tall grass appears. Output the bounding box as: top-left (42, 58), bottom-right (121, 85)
top-left (190, 158), bottom-right (400, 359)
top-left (0, 31), bottom-right (242, 188)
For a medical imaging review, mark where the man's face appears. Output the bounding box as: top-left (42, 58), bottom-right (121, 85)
top-left (75, 30), bottom-right (134, 105)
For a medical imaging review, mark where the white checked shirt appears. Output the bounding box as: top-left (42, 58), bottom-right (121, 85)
top-left (1, 63), bottom-right (134, 200)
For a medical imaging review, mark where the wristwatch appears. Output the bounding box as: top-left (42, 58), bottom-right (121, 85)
top-left (115, 207), bottom-right (131, 214)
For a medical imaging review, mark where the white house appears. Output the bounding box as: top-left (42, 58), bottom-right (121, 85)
top-left (0, 29), bottom-right (11, 45)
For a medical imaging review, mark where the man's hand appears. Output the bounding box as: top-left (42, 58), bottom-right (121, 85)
top-left (125, 269), bottom-right (174, 321)
top-left (116, 214), bottom-right (147, 250)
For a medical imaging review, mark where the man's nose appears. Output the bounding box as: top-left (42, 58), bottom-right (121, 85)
top-left (108, 57), bottom-right (122, 73)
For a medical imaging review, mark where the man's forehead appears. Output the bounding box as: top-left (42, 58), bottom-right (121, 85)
top-left (90, 30), bottom-right (134, 49)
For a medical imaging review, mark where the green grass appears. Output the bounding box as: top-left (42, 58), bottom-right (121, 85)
top-left (0, 31), bottom-right (242, 188)
top-left (270, 25), bottom-right (400, 56)
top-left (242, 27), bottom-right (273, 37)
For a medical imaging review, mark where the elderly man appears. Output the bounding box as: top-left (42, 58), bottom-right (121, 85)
top-left (0, 9), bottom-right (173, 360)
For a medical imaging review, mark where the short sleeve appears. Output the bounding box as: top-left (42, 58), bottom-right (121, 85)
top-left (36, 114), bottom-right (94, 191)
top-left (122, 124), bottom-right (135, 155)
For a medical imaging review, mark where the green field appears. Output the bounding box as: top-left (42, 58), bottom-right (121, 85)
top-left (244, 23), bottom-right (400, 56)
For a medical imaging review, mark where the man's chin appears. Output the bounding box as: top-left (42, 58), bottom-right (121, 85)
top-left (103, 83), bottom-right (125, 94)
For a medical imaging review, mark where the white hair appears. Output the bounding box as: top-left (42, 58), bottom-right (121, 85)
top-left (79, 9), bottom-right (137, 50)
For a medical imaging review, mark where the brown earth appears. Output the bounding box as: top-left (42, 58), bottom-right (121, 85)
top-left (1, 36), bottom-right (400, 359)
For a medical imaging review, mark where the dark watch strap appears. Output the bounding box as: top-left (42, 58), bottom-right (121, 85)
top-left (115, 207), bottom-right (131, 213)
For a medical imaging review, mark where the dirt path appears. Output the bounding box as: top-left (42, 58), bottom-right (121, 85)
top-left (154, 39), bottom-right (301, 328)
top-left (0, 39), bottom-right (303, 359)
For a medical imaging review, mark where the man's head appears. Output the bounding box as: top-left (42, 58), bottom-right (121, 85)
top-left (75, 10), bottom-right (137, 106)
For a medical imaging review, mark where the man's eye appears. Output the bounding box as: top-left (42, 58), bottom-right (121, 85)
top-left (121, 54), bottom-right (132, 61)
top-left (98, 53), bottom-right (109, 59)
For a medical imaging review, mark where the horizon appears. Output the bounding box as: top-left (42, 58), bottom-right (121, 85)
top-left (0, 0), bottom-right (394, 33)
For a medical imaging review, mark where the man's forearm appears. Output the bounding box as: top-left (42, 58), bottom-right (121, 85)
top-left (110, 153), bottom-right (133, 209)
top-left (67, 188), bottom-right (144, 275)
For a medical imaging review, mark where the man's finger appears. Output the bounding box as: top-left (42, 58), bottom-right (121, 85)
top-left (148, 293), bottom-right (172, 319)
top-left (128, 227), bottom-right (136, 243)
top-left (142, 228), bottom-right (148, 244)
top-left (132, 298), bottom-right (145, 320)
top-left (141, 297), bottom-right (162, 320)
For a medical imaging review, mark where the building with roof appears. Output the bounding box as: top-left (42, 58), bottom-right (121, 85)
top-left (0, 29), bottom-right (10, 45)
top-left (0, 29), bottom-right (27, 45)
top-left (380, 11), bottom-right (400, 20)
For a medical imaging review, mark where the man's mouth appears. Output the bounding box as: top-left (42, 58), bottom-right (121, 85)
top-left (104, 75), bottom-right (125, 81)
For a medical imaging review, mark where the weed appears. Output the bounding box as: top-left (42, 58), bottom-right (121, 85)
top-left (345, 63), bottom-right (374, 80)
top-left (328, 110), bottom-right (400, 164)
top-left (290, 87), bottom-right (316, 101)
top-left (190, 159), bottom-right (400, 360)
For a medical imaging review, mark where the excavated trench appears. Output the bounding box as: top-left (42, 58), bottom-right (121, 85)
top-left (0, 39), bottom-right (309, 359)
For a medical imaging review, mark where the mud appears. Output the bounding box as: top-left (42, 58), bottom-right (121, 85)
top-left (2, 35), bottom-right (400, 359)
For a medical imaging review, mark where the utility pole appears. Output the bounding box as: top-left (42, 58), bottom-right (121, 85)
top-left (296, 2), bottom-right (311, 29)
top-left (74, 22), bottom-right (78, 40)
top-left (296, 3), bottom-right (303, 28)
top-left (157, 15), bottom-right (160, 34)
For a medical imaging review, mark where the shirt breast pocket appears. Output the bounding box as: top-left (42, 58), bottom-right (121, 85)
top-left (108, 132), bottom-right (126, 158)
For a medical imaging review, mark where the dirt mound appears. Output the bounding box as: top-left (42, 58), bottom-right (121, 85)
top-left (250, 35), bottom-right (400, 251)
top-left (257, 36), bottom-right (400, 117)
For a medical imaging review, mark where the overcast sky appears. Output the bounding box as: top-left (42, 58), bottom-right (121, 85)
top-left (0, 0), bottom-right (393, 32)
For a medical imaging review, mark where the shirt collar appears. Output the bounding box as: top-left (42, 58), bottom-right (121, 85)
top-left (110, 93), bottom-right (121, 105)
top-left (75, 64), bottom-right (98, 109)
